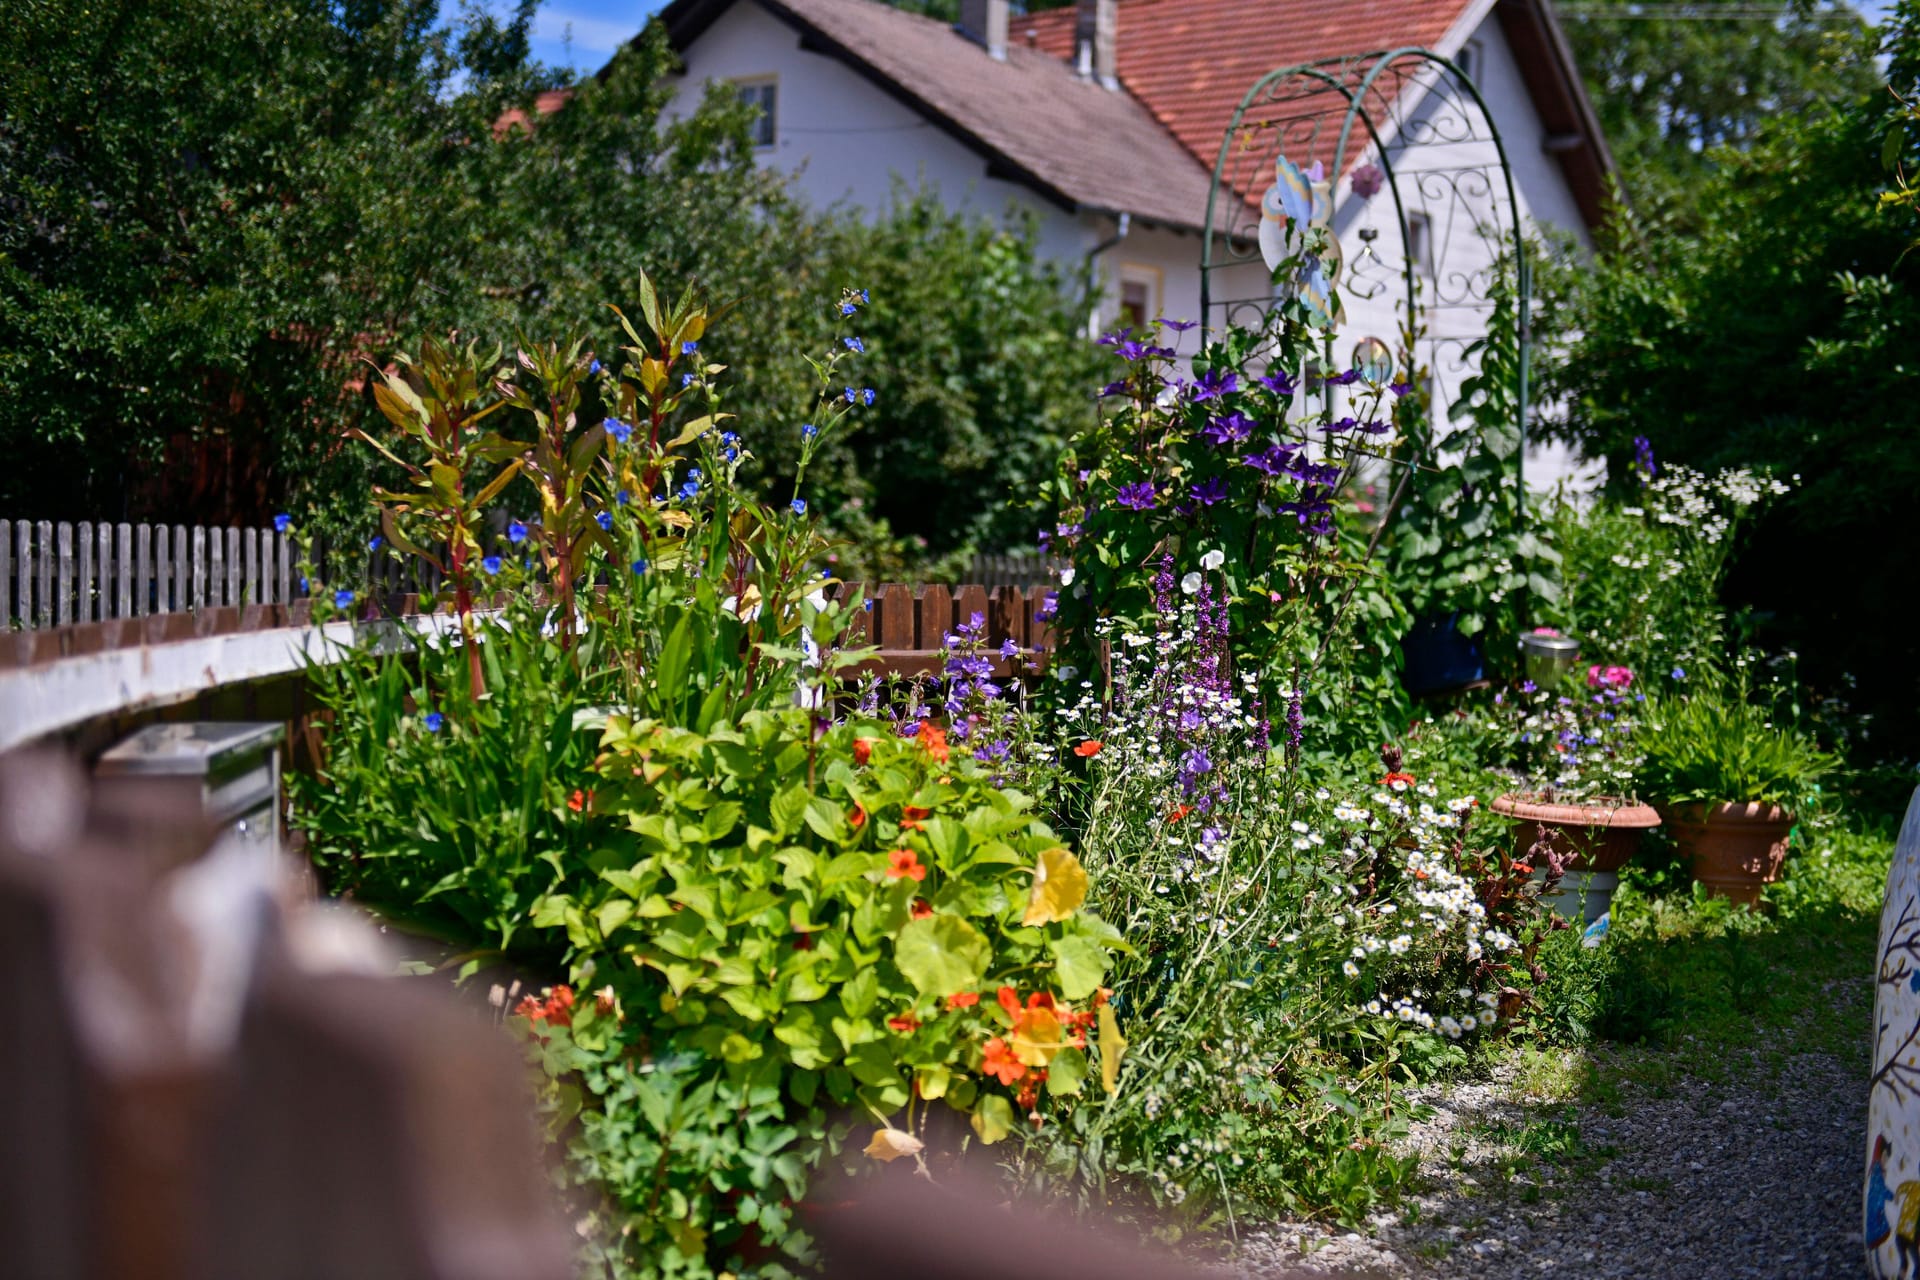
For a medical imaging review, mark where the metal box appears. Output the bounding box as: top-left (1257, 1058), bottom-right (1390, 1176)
top-left (95, 722), bottom-right (285, 853)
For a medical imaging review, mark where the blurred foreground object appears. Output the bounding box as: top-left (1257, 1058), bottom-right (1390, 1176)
top-left (0, 747), bottom-right (573, 1280)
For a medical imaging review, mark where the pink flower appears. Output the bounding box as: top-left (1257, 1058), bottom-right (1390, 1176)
top-left (1586, 664), bottom-right (1634, 690)
top-left (1531, 626), bottom-right (1561, 636)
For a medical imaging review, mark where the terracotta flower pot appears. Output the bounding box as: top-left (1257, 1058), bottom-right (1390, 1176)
top-left (1490, 793), bottom-right (1661, 873)
top-left (1665, 802), bottom-right (1794, 907)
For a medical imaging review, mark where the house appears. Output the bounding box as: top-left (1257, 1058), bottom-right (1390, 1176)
top-left (649, 0), bottom-right (1615, 488)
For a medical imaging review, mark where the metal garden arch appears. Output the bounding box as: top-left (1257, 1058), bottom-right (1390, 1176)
top-left (1197, 49), bottom-right (1530, 476)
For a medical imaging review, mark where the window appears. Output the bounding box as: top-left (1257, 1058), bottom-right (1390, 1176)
top-left (1406, 211), bottom-right (1432, 276)
top-left (1116, 264), bottom-right (1161, 331)
top-left (1454, 39), bottom-right (1483, 84)
top-left (735, 78), bottom-right (777, 149)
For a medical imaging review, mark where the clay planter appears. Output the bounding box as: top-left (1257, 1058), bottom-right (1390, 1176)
top-left (1665, 802), bottom-right (1795, 907)
top-left (1490, 793), bottom-right (1662, 873)
top-left (1492, 794), bottom-right (1661, 925)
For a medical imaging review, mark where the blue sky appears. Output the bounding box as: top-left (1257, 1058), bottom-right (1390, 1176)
top-left (513, 0), bottom-right (664, 72)
top-left (510, 0), bottom-right (1901, 76)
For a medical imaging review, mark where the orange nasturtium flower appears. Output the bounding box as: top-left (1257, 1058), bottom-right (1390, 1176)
top-left (886, 1013), bottom-right (921, 1034)
top-left (1165, 804), bottom-right (1193, 824)
top-left (567, 788), bottom-right (592, 813)
top-left (911, 898), bottom-right (934, 920)
top-left (981, 1037), bottom-right (1027, 1086)
top-left (946, 990), bottom-right (981, 1010)
top-left (848, 803), bottom-right (867, 829)
top-left (1073, 739), bottom-right (1104, 758)
top-left (853, 737), bottom-right (875, 765)
top-left (886, 849), bottom-right (927, 882)
top-left (900, 805), bottom-right (933, 831)
top-left (916, 720), bottom-right (950, 763)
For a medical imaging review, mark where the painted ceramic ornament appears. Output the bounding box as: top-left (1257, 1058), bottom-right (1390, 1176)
top-left (1866, 785), bottom-right (1920, 1278)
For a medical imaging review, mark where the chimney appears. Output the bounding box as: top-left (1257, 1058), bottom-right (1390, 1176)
top-left (1074, 0), bottom-right (1118, 91)
top-left (957, 0), bottom-right (1009, 61)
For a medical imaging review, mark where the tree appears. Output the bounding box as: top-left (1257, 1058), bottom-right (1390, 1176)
top-left (1560, 0), bottom-right (1881, 218)
top-left (1537, 2), bottom-right (1920, 755)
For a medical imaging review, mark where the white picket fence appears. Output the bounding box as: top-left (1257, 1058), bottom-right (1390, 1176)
top-left (2, 519), bottom-right (304, 630)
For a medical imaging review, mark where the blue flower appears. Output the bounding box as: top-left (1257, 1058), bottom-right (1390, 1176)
top-left (791, 498), bottom-right (807, 515)
top-left (589, 358), bottom-right (602, 374)
top-left (604, 418), bottom-right (632, 444)
top-left (681, 373), bottom-right (694, 387)
top-left (862, 388), bottom-right (876, 406)
top-left (596, 511), bottom-right (613, 532)
top-left (615, 489), bottom-right (630, 506)
top-left (844, 386), bottom-right (857, 404)
top-left (1670, 667), bottom-right (1686, 680)
top-left (423, 711), bottom-right (445, 733)
top-left (861, 288), bottom-right (869, 303)
top-left (299, 574), bottom-right (309, 593)
top-left (631, 558), bottom-right (648, 574)
top-left (844, 336), bottom-right (865, 353)
top-left (682, 340), bottom-right (699, 355)
top-left (333, 588), bottom-right (355, 610)
top-left (840, 302), bottom-right (857, 317)
top-left (273, 513), bottom-right (291, 533)
top-left (367, 535), bottom-right (383, 551)
top-left (677, 469), bottom-right (701, 500)
top-left (482, 555), bottom-right (502, 575)
top-left (802, 423), bottom-right (818, 439)
top-left (507, 519), bottom-right (528, 544)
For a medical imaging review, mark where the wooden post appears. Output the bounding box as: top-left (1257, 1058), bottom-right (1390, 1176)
top-left (190, 527), bottom-right (206, 612)
top-left (990, 585), bottom-right (1027, 651)
top-left (276, 531), bottom-right (291, 606)
top-left (55, 522), bottom-right (73, 627)
top-left (242, 530), bottom-right (258, 607)
top-left (207, 528), bottom-right (223, 609)
top-left (78, 522), bottom-right (95, 623)
top-left (954, 585), bottom-right (990, 638)
top-left (225, 528), bottom-right (240, 607)
top-left (116, 524), bottom-right (132, 619)
top-left (917, 584), bottom-right (953, 651)
top-left (877, 584), bottom-right (915, 652)
top-left (154, 527), bottom-right (171, 615)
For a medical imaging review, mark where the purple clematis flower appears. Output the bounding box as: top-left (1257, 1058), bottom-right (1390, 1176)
top-left (1190, 475), bottom-right (1229, 506)
top-left (1189, 367), bottom-right (1238, 402)
top-left (1257, 370), bottom-right (1298, 396)
top-left (1199, 411), bottom-right (1254, 445)
top-left (1115, 479), bottom-right (1157, 510)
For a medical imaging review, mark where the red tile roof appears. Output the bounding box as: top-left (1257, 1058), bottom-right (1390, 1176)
top-left (1016, 0), bottom-right (1463, 180)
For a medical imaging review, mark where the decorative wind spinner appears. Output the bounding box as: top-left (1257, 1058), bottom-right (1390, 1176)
top-left (1259, 154), bottom-right (1341, 325)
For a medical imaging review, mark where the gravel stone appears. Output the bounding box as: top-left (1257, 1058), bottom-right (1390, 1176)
top-left (1233, 1043), bottom-right (1866, 1279)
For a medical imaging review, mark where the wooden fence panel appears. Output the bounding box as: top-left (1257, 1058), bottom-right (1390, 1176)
top-left (877, 584), bottom-right (915, 651)
top-left (77, 522), bottom-right (94, 623)
top-left (0, 519), bottom-right (10, 626)
top-left (54, 522), bottom-right (73, 627)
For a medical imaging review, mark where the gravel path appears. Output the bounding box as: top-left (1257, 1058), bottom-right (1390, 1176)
top-left (1234, 1041), bottom-right (1869, 1279)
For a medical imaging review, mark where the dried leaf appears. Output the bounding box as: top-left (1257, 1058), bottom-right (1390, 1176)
top-left (862, 1127), bottom-right (924, 1163)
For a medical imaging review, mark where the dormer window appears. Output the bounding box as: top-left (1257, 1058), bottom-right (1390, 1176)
top-left (735, 78), bottom-right (777, 149)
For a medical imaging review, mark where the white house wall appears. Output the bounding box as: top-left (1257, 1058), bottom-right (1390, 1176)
top-left (664, 0), bottom-right (1097, 265)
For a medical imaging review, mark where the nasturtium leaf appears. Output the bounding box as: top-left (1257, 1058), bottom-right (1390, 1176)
top-left (1047, 1047), bottom-right (1089, 1096)
top-left (1099, 1004), bottom-right (1128, 1095)
top-left (1049, 934), bottom-right (1108, 1000)
top-left (842, 967), bottom-right (880, 1018)
top-left (893, 913), bottom-right (991, 996)
top-left (863, 1127), bottom-right (924, 1163)
top-left (916, 1065), bottom-right (950, 1100)
top-left (971, 1094), bottom-right (1015, 1145)
top-left (946, 1075), bottom-right (978, 1109)
top-left (1022, 847), bottom-right (1089, 926)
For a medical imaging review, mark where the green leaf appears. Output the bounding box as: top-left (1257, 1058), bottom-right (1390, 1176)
top-left (893, 913), bottom-right (990, 997)
top-left (1049, 934), bottom-right (1108, 1000)
top-left (971, 1094), bottom-right (1014, 1144)
top-left (1046, 1047), bottom-right (1088, 1096)
top-left (841, 967), bottom-right (880, 1018)
top-left (769, 782), bottom-right (810, 838)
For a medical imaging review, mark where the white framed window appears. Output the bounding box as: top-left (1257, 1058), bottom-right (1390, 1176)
top-left (1406, 211), bottom-right (1433, 277)
top-left (1116, 263), bottom-right (1162, 330)
top-left (734, 77), bottom-right (777, 149)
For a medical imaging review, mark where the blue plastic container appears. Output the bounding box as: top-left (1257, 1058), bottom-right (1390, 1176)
top-left (1401, 611), bottom-right (1486, 695)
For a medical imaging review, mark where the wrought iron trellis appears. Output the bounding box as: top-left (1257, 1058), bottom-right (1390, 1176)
top-left (1198, 49), bottom-right (1529, 479)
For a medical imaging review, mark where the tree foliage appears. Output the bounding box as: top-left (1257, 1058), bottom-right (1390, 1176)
top-left (0, 0), bottom-right (1103, 566)
top-left (1560, 0), bottom-right (1881, 218)
top-left (1539, 2), bottom-right (1920, 754)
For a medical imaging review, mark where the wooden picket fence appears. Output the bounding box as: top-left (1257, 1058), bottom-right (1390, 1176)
top-left (2, 518), bottom-right (304, 629)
